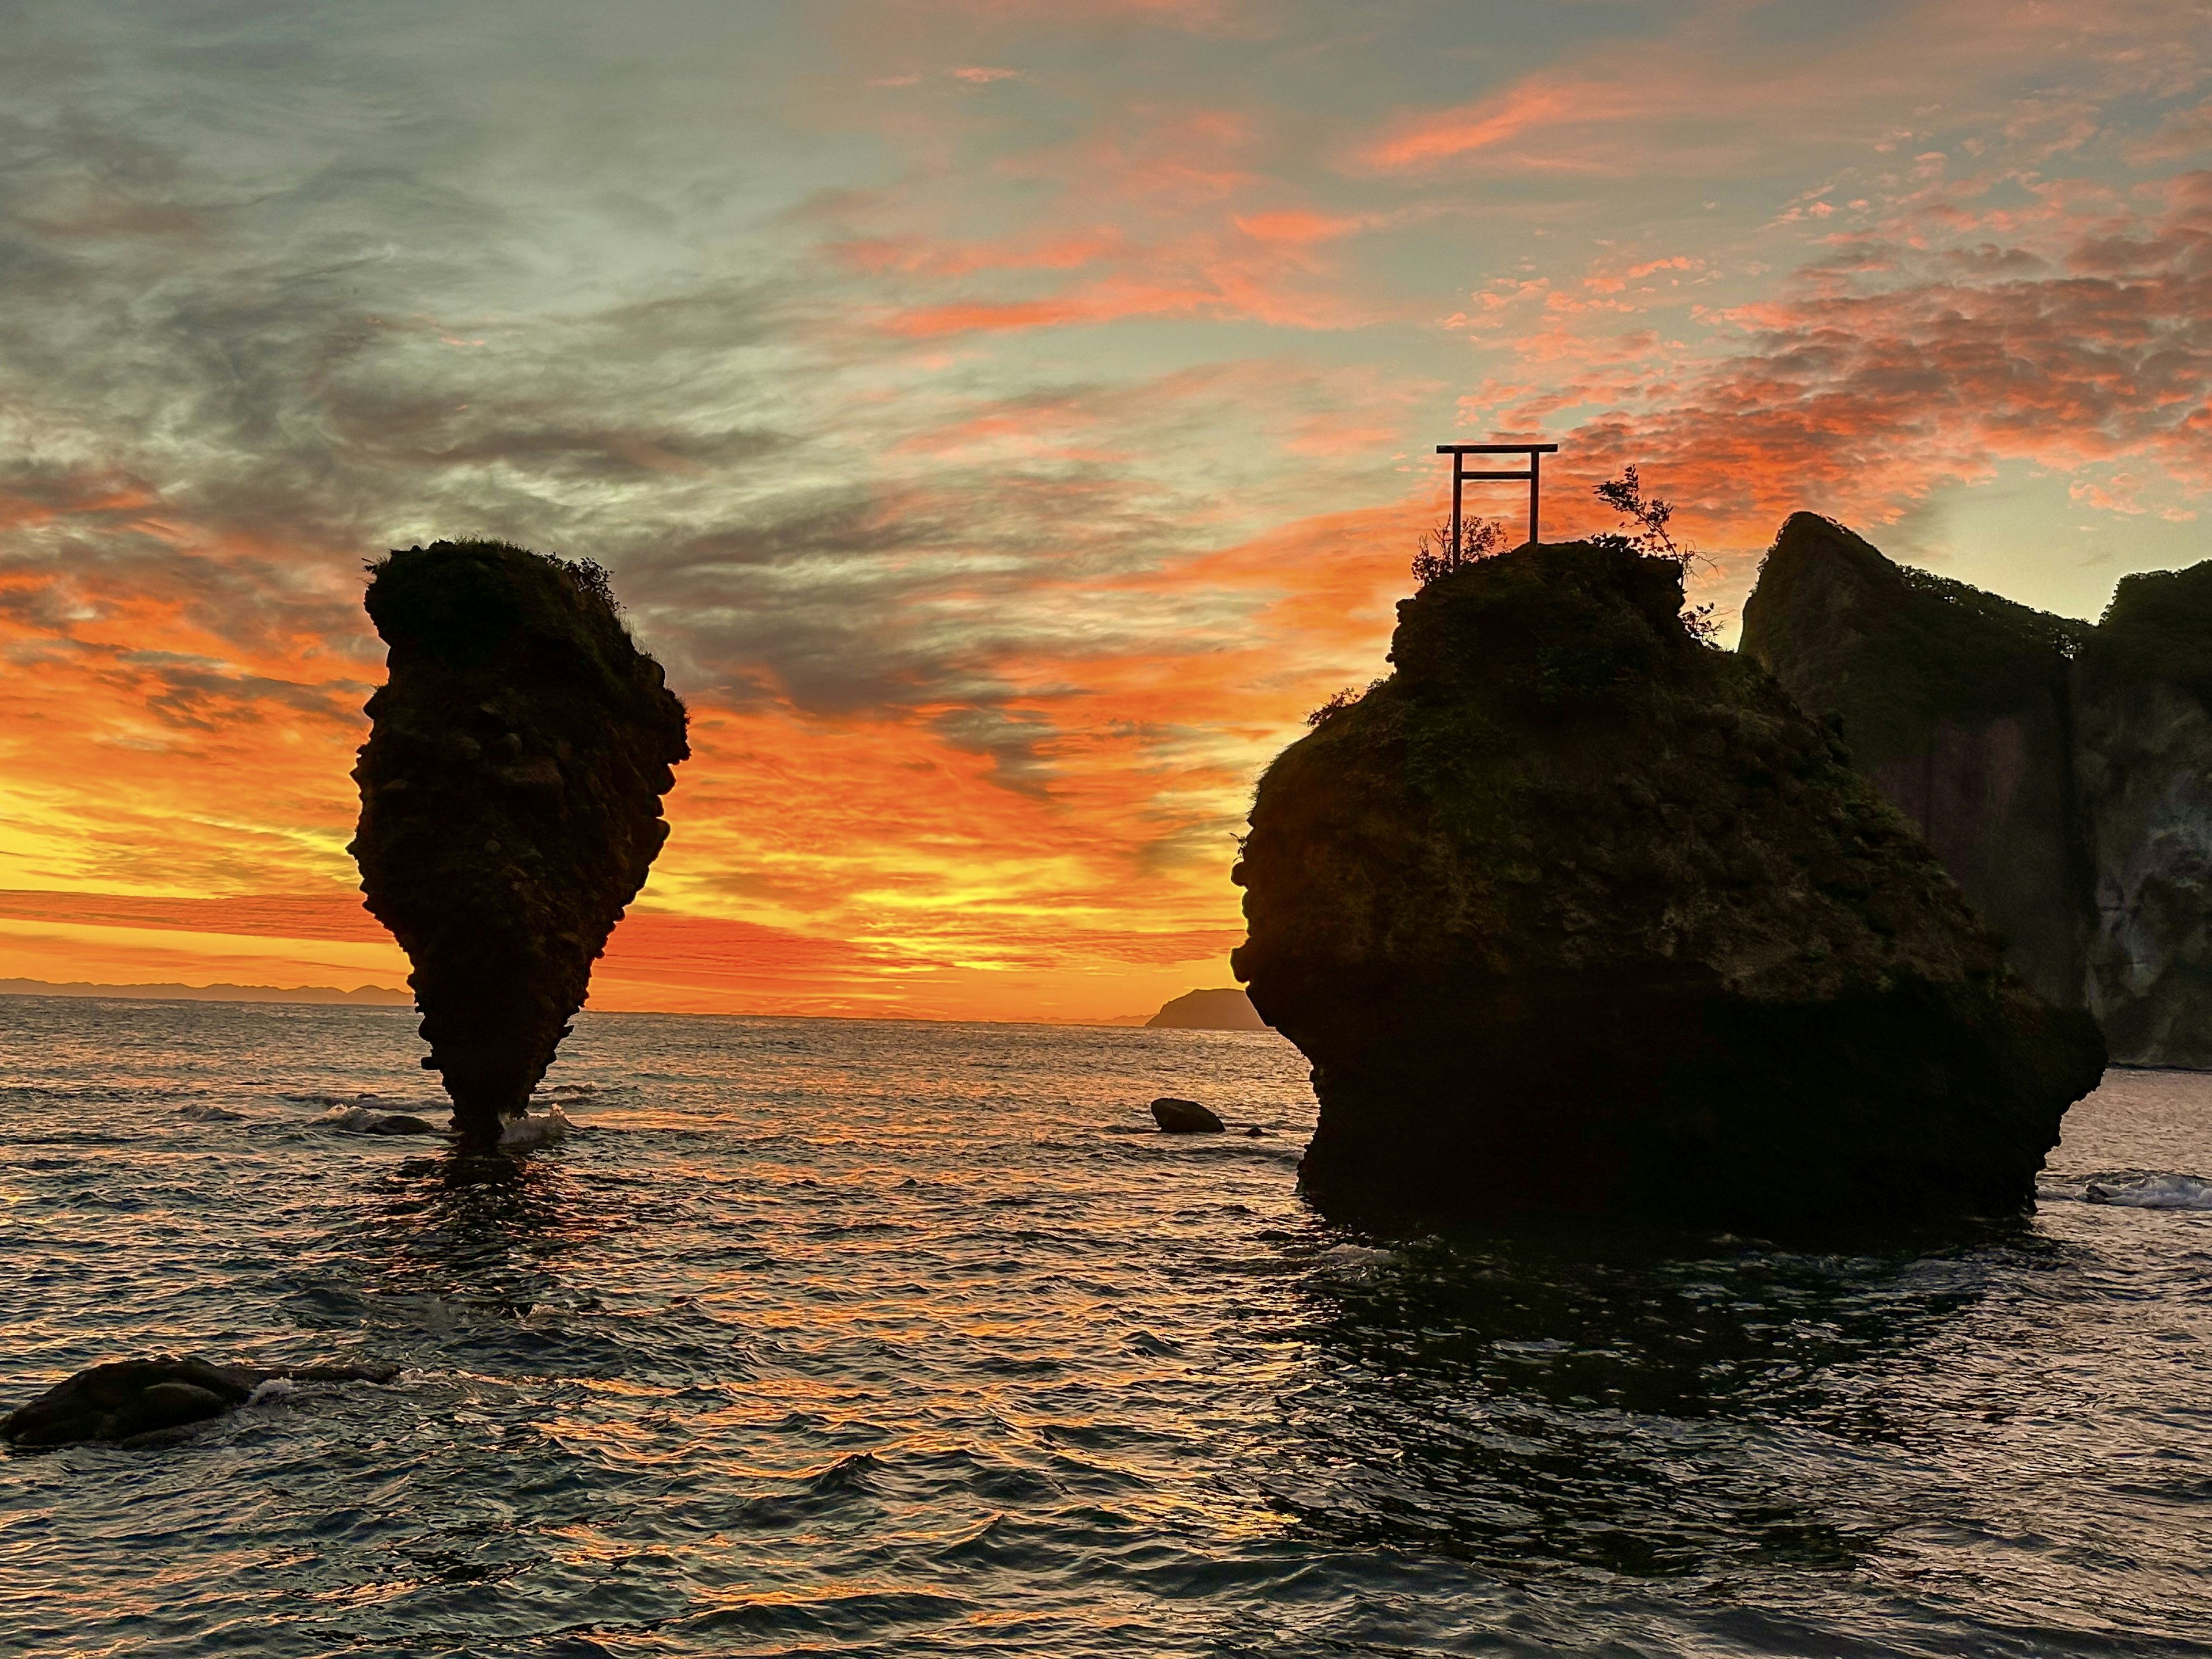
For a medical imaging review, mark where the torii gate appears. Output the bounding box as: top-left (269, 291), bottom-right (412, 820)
top-left (1437, 442), bottom-right (1559, 555)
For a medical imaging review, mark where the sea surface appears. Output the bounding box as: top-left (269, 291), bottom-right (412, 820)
top-left (1, 995), bottom-right (2208, 1658)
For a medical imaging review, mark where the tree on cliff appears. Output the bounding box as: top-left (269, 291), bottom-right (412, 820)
top-left (1412, 515), bottom-right (1506, 586)
top-left (1596, 465), bottom-right (1718, 641)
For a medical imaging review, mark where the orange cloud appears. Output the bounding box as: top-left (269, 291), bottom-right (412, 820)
top-left (1361, 78), bottom-right (1590, 170)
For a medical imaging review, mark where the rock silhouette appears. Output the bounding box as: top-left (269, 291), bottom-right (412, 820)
top-left (2, 1356), bottom-right (399, 1448)
top-left (1151, 1097), bottom-right (1226, 1132)
top-left (1742, 513), bottom-right (2093, 1010)
top-left (1146, 987), bottom-right (1267, 1029)
top-left (1232, 539), bottom-right (2105, 1230)
top-left (351, 541), bottom-right (688, 1147)
top-left (1745, 515), bottom-right (2212, 1067)
top-left (2073, 563), bottom-right (2212, 1064)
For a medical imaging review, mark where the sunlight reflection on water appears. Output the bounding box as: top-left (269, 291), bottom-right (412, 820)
top-left (0, 997), bottom-right (2208, 1657)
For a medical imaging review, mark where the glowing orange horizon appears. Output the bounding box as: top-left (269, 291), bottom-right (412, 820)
top-left (3, 2), bottom-right (2208, 1023)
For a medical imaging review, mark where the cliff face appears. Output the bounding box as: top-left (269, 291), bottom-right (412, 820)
top-left (1740, 513), bottom-right (2093, 1009)
top-left (1743, 515), bottom-right (2212, 1067)
top-left (350, 541), bottom-right (689, 1145)
top-left (1233, 540), bottom-right (2104, 1229)
top-left (2074, 565), bottom-right (2212, 1065)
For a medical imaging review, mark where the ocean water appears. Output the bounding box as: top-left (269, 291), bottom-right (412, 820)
top-left (1, 996), bottom-right (2209, 1658)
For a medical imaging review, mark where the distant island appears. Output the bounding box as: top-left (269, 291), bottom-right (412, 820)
top-left (1146, 987), bottom-right (1267, 1030)
top-left (0, 978), bottom-right (411, 1007)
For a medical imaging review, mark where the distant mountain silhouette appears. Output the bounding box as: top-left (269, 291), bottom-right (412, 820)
top-left (0, 978), bottom-right (410, 1006)
top-left (1146, 987), bottom-right (1267, 1029)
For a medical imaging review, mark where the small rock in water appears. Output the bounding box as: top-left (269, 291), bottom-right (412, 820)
top-left (1151, 1097), bottom-right (1225, 1134)
top-left (1, 1355), bottom-right (399, 1449)
top-left (321, 1104), bottom-right (442, 1137)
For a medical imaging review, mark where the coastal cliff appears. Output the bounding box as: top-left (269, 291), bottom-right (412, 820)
top-left (1740, 513), bottom-right (2093, 1010)
top-left (1232, 540), bottom-right (2104, 1228)
top-left (350, 541), bottom-right (690, 1146)
top-left (1744, 516), bottom-right (2212, 1067)
top-left (2073, 563), bottom-right (2212, 1065)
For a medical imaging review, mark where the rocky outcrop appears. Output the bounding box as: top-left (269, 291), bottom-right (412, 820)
top-left (2073, 564), bottom-right (2212, 1065)
top-left (1232, 539), bottom-right (2105, 1229)
top-left (1740, 514), bottom-right (2093, 1010)
top-left (1147, 988), bottom-right (1267, 1029)
top-left (2, 1356), bottom-right (399, 1448)
top-left (1151, 1097), bottom-right (1226, 1132)
top-left (351, 541), bottom-right (688, 1147)
top-left (1744, 516), bottom-right (2212, 1067)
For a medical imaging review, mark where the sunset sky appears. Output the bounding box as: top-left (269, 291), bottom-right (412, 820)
top-left (4, 0), bottom-right (2211, 1022)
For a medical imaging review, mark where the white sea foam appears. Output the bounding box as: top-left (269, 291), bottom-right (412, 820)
top-left (245, 1377), bottom-right (296, 1408)
top-left (319, 1104), bottom-right (380, 1132)
top-left (500, 1104), bottom-right (575, 1148)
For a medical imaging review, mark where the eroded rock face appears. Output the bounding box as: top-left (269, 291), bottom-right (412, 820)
top-left (2073, 565), bottom-right (2212, 1066)
top-left (1740, 513), bottom-right (2094, 1010)
top-left (351, 541), bottom-right (688, 1146)
top-left (1232, 540), bottom-right (2104, 1230)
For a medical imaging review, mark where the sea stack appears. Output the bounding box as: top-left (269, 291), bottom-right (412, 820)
top-left (1232, 539), bottom-right (2104, 1229)
top-left (351, 541), bottom-right (689, 1147)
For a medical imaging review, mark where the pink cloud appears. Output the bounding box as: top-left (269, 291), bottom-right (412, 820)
top-left (1461, 170), bottom-right (2212, 558)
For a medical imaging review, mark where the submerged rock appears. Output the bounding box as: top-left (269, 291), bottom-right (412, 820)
top-left (1232, 540), bottom-right (2105, 1229)
top-left (1151, 1097), bottom-right (1225, 1133)
top-left (320, 1104), bottom-right (440, 1135)
top-left (350, 541), bottom-right (688, 1147)
top-left (1745, 516), bottom-right (2212, 1067)
top-left (2, 1355), bottom-right (399, 1449)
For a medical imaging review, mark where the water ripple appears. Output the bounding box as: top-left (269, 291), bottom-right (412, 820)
top-left (1, 998), bottom-right (2209, 1656)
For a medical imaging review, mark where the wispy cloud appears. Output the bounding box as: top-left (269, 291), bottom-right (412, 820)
top-left (5, 0), bottom-right (2212, 1017)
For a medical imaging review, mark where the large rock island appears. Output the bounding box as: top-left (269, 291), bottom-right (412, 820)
top-left (1744, 514), bottom-right (2212, 1066)
top-left (350, 541), bottom-right (689, 1148)
top-left (1232, 539), bottom-right (2104, 1228)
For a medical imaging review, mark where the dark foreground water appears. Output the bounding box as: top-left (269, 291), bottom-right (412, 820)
top-left (1, 997), bottom-right (2208, 1658)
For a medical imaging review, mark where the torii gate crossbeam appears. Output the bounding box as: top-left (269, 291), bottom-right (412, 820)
top-left (1437, 443), bottom-right (1560, 555)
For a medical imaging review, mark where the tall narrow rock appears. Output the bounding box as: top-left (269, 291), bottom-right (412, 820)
top-left (350, 541), bottom-right (689, 1145)
top-left (2073, 563), bottom-right (2212, 1066)
top-left (1233, 540), bottom-right (2104, 1229)
top-left (1740, 513), bottom-right (2093, 1009)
